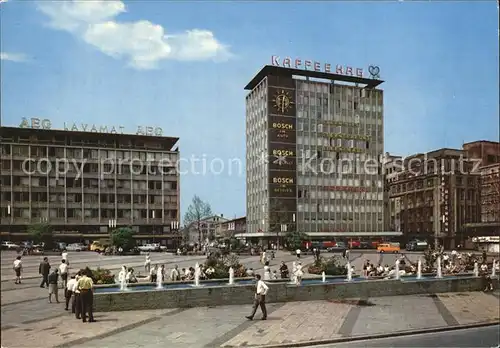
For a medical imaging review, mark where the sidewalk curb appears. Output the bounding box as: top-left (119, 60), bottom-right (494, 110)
top-left (251, 321), bottom-right (500, 348)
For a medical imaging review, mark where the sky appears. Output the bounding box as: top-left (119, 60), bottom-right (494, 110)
top-left (1, 0), bottom-right (499, 220)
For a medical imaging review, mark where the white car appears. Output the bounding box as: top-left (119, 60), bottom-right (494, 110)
top-left (66, 243), bottom-right (86, 251)
top-left (1, 241), bottom-right (20, 250)
top-left (138, 244), bottom-right (160, 252)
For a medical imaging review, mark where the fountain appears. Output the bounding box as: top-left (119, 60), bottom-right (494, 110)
top-left (473, 262), bottom-right (479, 277)
top-left (322, 271), bottom-right (326, 283)
top-left (416, 258), bottom-right (423, 280)
top-left (492, 260), bottom-right (496, 278)
top-left (395, 260), bottom-right (400, 280)
top-left (290, 262), bottom-right (297, 284)
top-left (156, 267), bottom-right (164, 289)
top-left (118, 266), bottom-right (128, 291)
top-left (436, 256), bottom-right (443, 279)
top-left (345, 262), bottom-right (353, 282)
top-left (194, 263), bottom-right (201, 287)
top-left (228, 267), bottom-right (234, 285)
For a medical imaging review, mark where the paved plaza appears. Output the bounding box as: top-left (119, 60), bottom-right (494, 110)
top-left (1, 250), bottom-right (498, 348)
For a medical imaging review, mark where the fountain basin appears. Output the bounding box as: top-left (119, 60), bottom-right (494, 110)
top-left (93, 275), bottom-right (498, 312)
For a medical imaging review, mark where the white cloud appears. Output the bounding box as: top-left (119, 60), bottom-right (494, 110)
top-left (0, 52), bottom-right (28, 62)
top-left (37, 0), bottom-right (232, 69)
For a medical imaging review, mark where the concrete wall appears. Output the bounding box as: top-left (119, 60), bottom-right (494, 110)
top-left (93, 276), bottom-right (498, 312)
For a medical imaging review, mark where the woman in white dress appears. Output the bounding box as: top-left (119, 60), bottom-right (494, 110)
top-left (263, 261), bottom-right (271, 280)
top-left (295, 262), bottom-right (303, 285)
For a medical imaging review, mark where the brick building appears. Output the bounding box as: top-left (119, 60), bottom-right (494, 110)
top-left (386, 148), bottom-right (481, 249)
top-left (463, 140), bottom-right (500, 167)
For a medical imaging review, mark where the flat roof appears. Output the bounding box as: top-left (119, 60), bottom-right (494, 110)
top-left (244, 65), bottom-right (384, 90)
top-left (0, 126), bottom-right (179, 150)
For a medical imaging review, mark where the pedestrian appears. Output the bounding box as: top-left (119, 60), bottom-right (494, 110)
top-left (61, 248), bottom-right (69, 266)
top-left (150, 264), bottom-right (158, 283)
top-left (65, 274), bottom-right (77, 311)
top-left (39, 257), bottom-right (51, 288)
top-left (77, 269), bottom-right (95, 322)
top-left (245, 274), bottom-right (268, 320)
top-left (74, 274), bottom-right (82, 319)
top-left (59, 259), bottom-right (69, 289)
top-left (48, 269), bottom-right (60, 303)
top-left (13, 256), bottom-right (22, 284)
top-left (145, 253), bottom-right (151, 273)
top-left (296, 248), bottom-right (301, 259)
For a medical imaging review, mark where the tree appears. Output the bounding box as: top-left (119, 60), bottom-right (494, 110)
top-left (110, 227), bottom-right (135, 251)
top-left (183, 195), bottom-right (213, 244)
top-left (284, 230), bottom-right (308, 251)
top-left (28, 222), bottom-right (53, 249)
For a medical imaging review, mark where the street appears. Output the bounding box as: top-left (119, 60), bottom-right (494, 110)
top-left (317, 325), bottom-right (500, 347)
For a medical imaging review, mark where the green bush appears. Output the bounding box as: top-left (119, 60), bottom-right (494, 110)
top-left (81, 267), bottom-right (115, 285)
top-left (307, 256), bottom-right (347, 276)
top-left (204, 253), bottom-right (247, 279)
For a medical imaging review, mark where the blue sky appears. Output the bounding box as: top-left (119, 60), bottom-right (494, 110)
top-left (1, 1), bottom-right (499, 219)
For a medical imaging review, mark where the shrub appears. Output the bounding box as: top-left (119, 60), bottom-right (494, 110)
top-left (81, 267), bottom-right (115, 285)
top-left (307, 256), bottom-right (347, 276)
top-left (204, 253), bottom-right (247, 279)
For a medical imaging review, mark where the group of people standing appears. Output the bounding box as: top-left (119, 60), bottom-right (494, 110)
top-left (12, 251), bottom-right (96, 323)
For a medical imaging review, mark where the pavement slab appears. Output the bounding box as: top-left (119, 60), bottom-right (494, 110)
top-left (221, 301), bottom-right (352, 347)
top-left (350, 295), bottom-right (448, 336)
top-left (0, 308), bottom-right (176, 348)
top-left (437, 292), bottom-right (500, 325)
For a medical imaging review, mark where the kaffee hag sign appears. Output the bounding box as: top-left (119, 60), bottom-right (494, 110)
top-left (271, 55), bottom-right (364, 78)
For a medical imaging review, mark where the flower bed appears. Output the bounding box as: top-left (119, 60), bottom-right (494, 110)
top-left (80, 267), bottom-right (115, 285)
top-left (307, 256), bottom-right (347, 276)
top-left (204, 253), bottom-right (247, 279)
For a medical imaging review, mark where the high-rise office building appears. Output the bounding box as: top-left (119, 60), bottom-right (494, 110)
top-left (245, 59), bottom-right (394, 242)
top-left (0, 124), bottom-right (181, 246)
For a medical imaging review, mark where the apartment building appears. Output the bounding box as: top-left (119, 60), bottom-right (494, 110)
top-left (182, 215), bottom-right (228, 244)
top-left (0, 125), bottom-right (181, 245)
top-left (215, 216), bottom-right (247, 239)
top-left (386, 148), bottom-right (481, 249)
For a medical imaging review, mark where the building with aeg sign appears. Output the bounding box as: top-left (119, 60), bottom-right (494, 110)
top-left (245, 63), bottom-right (398, 243)
top-left (0, 126), bottom-right (181, 246)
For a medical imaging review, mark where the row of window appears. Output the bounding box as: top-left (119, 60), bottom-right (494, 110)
top-left (3, 208), bottom-right (177, 219)
top-left (5, 145), bottom-right (177, 161)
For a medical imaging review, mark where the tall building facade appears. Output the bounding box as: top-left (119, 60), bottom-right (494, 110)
top-left (480, 163), bottom-right (500, 223)
top-left (0, 125), bottom-right (181, 245)
top-left (245, 60), bottom-right (393, 241)
top-left (386, 148), bottom-right (482, 248)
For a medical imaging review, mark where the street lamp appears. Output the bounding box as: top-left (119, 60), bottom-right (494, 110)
top-left (171, 221), bottom-right (179, 248)
top-left (152, 211), bottom-right (155, 243)
top-left (279, 223), bottom-right (288, 250)
top-left (7, 204), bottom-right (11, 235)
top-left (108, 219), bottom-right (117, 230)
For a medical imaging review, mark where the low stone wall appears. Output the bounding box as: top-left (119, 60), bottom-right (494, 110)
top-left (93, 276), bottom-right (498, 312)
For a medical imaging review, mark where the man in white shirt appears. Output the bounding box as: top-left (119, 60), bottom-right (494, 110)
top-left (246, 274), bottom-right (268, 320)
top-left (170, 265), bottom-right (180, 281)
top-left (59, 259), bottom-right (69, 289)
top-left (61, 249), bottom-right (69, 266)
top-left (13, 256), bottom-right (22, 284)
top-left (65, 274), bottom-right (77, 311)
top-left (296, 248), bottom-right (301, 259)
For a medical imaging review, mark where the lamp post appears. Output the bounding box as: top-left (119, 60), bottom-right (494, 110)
top-left (171, 221), bottom-right (179, 248)
top-left (152, 211), bottom-right (155, 243)
top-left (108, 219), bottom-right (117, 231)
top-left (7, 204), bottom-right (11, 236)
top-left (279, 223), bottom-right (287, 251)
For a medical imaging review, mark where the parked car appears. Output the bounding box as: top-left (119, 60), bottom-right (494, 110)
top-left (406, 240), bottom-right (428, 251)
top-left (377, 242), bottom-right (400, 253)
top-left (327, 242), bottom-right (347, 252)
top-left (90, 241), bottom-right (108, 252)
top-left (137, 244), bottom-right (161, 252)
top-left (66, 243), bottom-right (85, 251)
top-left (1, 241), bottom-right (20, 250)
